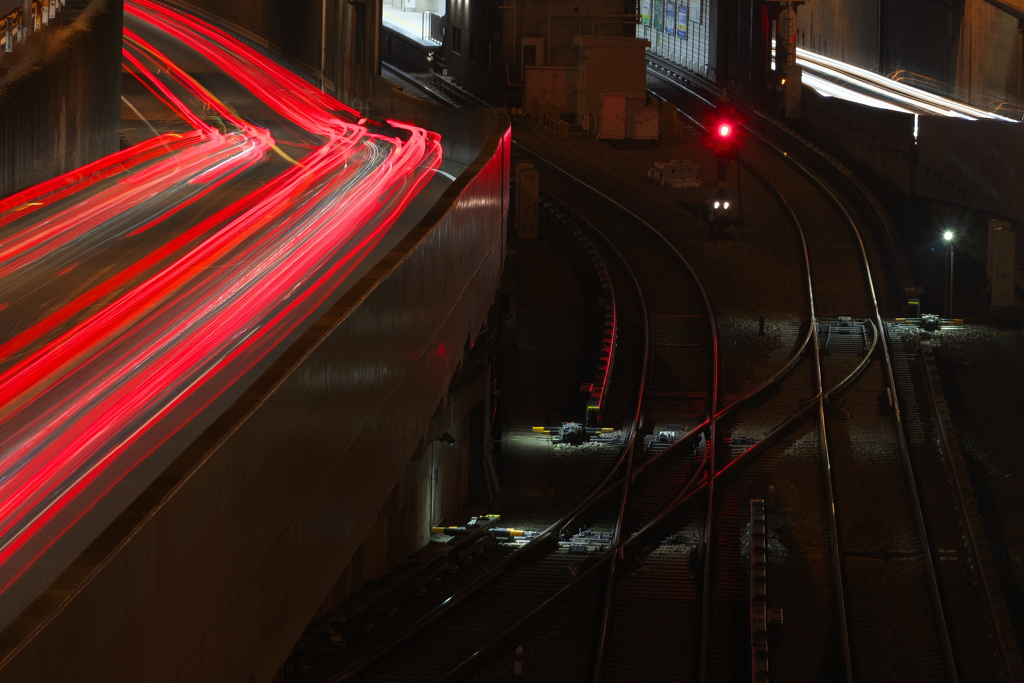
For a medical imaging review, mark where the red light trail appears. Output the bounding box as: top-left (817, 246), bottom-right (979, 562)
top-left (0, 0), bottom-right (442, 595)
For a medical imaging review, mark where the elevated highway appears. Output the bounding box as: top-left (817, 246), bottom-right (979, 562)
top-left (0, 1), bottom-right (508, 680)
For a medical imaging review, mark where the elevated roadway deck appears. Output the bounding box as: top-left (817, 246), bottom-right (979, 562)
top-left (0, 3), bottom-right (509, 680)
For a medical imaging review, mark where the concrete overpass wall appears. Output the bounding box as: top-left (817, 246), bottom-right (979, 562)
top-left (801, 87), bottom-right (916, 196)
top-left (795, 0), bottom-right (1023, 108)
top-left (170, 0), bottom-right (380, 102)
top-left (883, 0), bottom-right (961, 97)
top-left (0, 0), bottom-right (122, 198)
top-left (917, 116), bottom-right (1024, 224)
top-left (176, 0), bottom-right (332, 80)
top-left (797, 0), bottom-right (879, 71)
top-left (957, 0), bottom-right (1024, 112)
top-left (801, 81), bottom-right (1024, 223)
top-left (0, 87), bottom-right (511, 681)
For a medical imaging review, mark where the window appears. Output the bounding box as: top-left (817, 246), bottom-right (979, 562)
top-left (522, 43), bottom-right (537, 67)
top-left (452, 25), bottom-right (462, 54)
top-left (521, 38), bottom-right (544, 67)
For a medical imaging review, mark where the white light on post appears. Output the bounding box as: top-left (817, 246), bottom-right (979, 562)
top-left (943, 230), bottom-right (955, 320)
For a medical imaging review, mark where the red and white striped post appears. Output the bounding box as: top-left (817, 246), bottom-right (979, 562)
top-left (513, 644), bottom-right (524, 680)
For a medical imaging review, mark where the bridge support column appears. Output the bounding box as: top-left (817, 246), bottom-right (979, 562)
top-left (21, 0), bottom-right (31, 38)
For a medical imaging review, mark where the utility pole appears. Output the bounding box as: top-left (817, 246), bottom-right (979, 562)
top-left (22, 0), bottom-right (32, 40)
top-left (321, 0), bottom-right (327, 91)
top-left (778, 0), bottom-right (802, 118)
top-left (878, 0), bottom-right (886, 77)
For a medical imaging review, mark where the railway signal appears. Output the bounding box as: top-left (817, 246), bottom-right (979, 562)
top-left (710, 116), bottom-right (739, 180)
top-left (712, 118), bottom-right (736, 154)
top-left (710, 189), bottom-right (732, 230)
top-left (705, 103), bottom-right (745, 238)
top-left (708, 188), bottom-right (743, 239)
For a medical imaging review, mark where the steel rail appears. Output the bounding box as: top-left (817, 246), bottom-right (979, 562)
top-left (647, 82), bottom-right (853, 682)
top-left (623, 322), bottom-right (879, 553)
top-left (530, 192), bottom-right (654, 683)
top-left (339, 53), bottom-right (953, 683)
top-left (512, 141), bottom-right (722, 682)
top-left (647, 51), bottom-right (914, 311)
top-left (539, 193), bottom-right (654, 682)
top-left (740, 99), bottom-right (959, 683)
top-left (647, 58), bottom-right (959, 678)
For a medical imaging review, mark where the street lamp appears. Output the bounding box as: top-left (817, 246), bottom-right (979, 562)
top-left (943, 230), bottom-right (955, 319)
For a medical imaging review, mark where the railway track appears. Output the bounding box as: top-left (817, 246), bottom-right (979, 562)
top-left (526, 134), bottom-right (909, 681)
top-left (645, 56), bottom-right (1007, 681)
top-left (278, 54), bottom-right (1021, 683)
top-left (532, 168), bottom-right (717, 681)
top-left (283, 119), bottom-right (725, 680)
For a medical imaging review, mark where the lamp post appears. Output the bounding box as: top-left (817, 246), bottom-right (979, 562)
top-left (943, 230), bottom-right (954, 319)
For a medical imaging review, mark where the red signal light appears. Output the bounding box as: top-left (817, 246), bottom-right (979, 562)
top-left (709, 114), bottom-right (739, 170)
